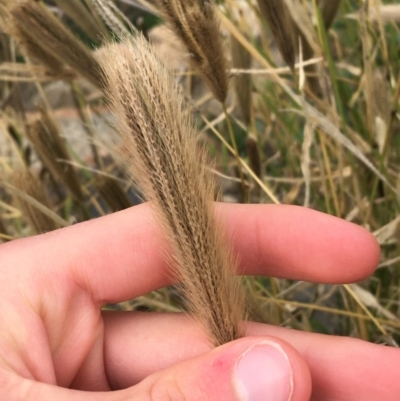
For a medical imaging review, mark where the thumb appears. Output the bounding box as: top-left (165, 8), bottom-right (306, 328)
top-left (126, 336), bottom-right (311, 401)
top-left (7, 337), bottom-right (311, 401)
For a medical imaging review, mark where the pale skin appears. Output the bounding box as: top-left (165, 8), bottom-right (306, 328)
top-left (0, 203), bottom-right (399, 400)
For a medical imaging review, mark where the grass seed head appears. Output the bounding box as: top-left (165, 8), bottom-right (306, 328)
top-left (256, 0), bottom-right (296, 68)
top-left (157, 0), bottom-right (229, 103)
top-left (99, 35), bottom-right (246, 346)
top-left (7, 1), bottom-right (105, 88)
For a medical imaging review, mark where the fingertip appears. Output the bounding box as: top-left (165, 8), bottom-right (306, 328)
top-left (320, 215), bottom-right (381, 283)
top-left (303, 212), bottom-right (381, 283)
top-left (232, 337), bottom-right (311, 401)
top-left (346, 224), bottom-right (381, 281)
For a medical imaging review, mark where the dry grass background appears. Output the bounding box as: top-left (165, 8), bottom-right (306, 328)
top-left (1, 0), bottom-right (400, 347)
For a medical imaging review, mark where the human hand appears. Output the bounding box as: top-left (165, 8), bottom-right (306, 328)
top-left (0, 203), bottom-right (398, 400)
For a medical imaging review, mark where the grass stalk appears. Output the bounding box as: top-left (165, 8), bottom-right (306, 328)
top-left (318, 130), bottom-right (340, 216)
top-left (222, 103), bottom-right (248, 202)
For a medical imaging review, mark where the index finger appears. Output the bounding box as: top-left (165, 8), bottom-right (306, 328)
top-left (1, 203), bottom-right (380, 303)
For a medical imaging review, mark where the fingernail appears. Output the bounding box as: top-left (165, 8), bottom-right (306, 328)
top-left (234, 341), bottom-right (294, 401)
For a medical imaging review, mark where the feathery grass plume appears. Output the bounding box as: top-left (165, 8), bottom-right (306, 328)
top-left (156, 0), bottom-right (228, 103)
top-left (7, 1), bottom-right (105, 88)
top-left (96, 176), bottom-right (132, 212)
top-left (231, 34), bottom-right (252, 127)
top-left (256, 0), bottom-right (296, 68)
top-left (26, 109), bottom-right (84, 202)
top-left (13, 169), bottom-right (59, 234)
top-left (99, 36), bottom-right (246, 346)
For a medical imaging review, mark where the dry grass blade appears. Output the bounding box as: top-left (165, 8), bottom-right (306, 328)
top-left (372, 70), bottom-right (391, 154)
top-left (371, 5), bottom-right (400, 23)
top-left (13, 170), bottom-right (59, 233)
top-left (347, 5), bottom-right (400, 23)
top-left (156, 0), bottom-right (228, 102)
top-left (0, 179), bottom-right (69, 228)
top-left (256, 0), bottom-right (296, 68)
top-left (359, 4), bottom-right (374, 140)
top-left (26, 109), bottom-right (84, 202)
top-left (372, 70), bottom-right (391, 122)
top-left (284, 0), bottom-right (319, 54)
top-left (301, 123), bottom-right (313, 208)
top-left (0, 63), bottom-right (54, 82)
top-left (99, 36), bottom-right (246, 346)
top-left (7, 1), bottom-right (105, 88)
top-left (285, 0), bottom-right (321, 94)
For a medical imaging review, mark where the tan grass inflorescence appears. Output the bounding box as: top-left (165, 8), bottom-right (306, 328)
top-left (256, 0), bottom-right (296, 68)
top-left (3, 1), bottom-right (105, 88)
top-left (99, 36), bottom-right (246, 346)
top-left (156, 0), bottom-right (228, 103)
